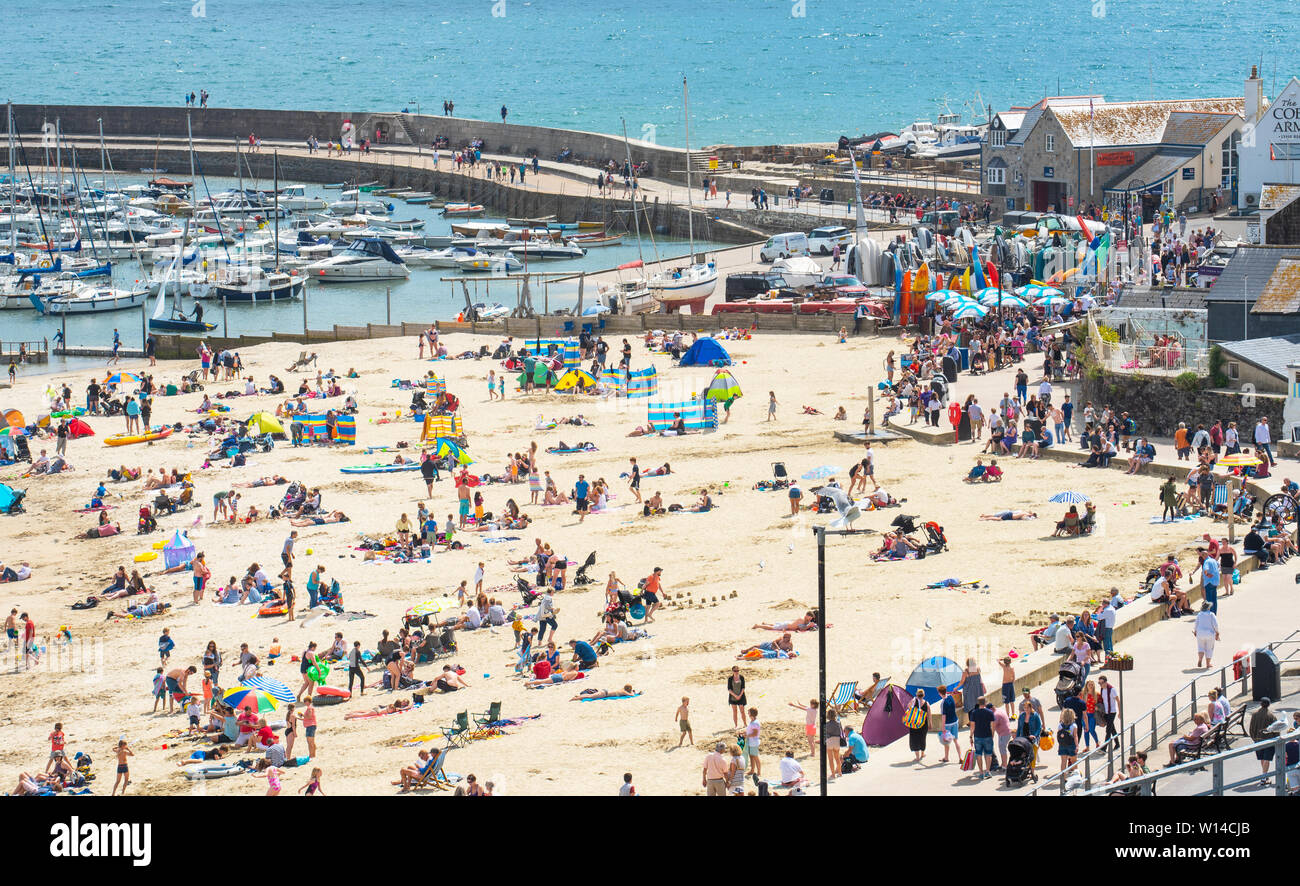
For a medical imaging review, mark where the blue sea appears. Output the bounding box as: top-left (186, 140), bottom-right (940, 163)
top-left (3, 0), bottom-right (1295, 147)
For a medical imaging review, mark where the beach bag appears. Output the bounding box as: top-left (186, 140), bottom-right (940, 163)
top-left (1039, 732), bottom-right (1054, 751)
top-left (960, 749), bottom-right (974, 771)
top-left (903, 704), bottom-right (927, 730)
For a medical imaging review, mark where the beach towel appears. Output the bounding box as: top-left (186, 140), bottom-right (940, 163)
top-left (545, 445), bottom-right (598, 454)
top-left (577, 691), bottom-right (643, 701)
top-left (739, 649), bottom-right (799, 660)
top-left (1148, 514), bottom-right (1201, 524)
top-left (872, 551), bottom-right (919, 562)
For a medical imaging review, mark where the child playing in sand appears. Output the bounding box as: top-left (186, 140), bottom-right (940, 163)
top-left (112, 739), bottom-right (133, 796)
top-left (676, 697), bottom-right (693, 747)
top-left (298, 767), bottom-right (324, 795)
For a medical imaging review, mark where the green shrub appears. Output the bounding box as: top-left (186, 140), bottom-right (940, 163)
top-left (1174, 371), bottom-right (1201, 392)
top-left (1207, 345), bottom-right (1229, 388)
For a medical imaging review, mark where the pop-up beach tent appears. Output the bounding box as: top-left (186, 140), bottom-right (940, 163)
top-left (860, 683), bottom-right (917, 746)
top-left (163, 530), bottom-right (195, 569)
top-left (678, 337), bottom-right (732, 367)
top-left (904, 655), bottom-right (963, 703)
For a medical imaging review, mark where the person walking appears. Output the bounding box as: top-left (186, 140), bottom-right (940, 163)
top-left (1097, 675), bottom-right (1120, 742)
top-left (346, 641), bottom-right (365, 696)
top-left (906, 689), bottom-right (930, 763)
top-left (767, 391), bottom-right (778, 422)
top-left (1254, 417), bottom-right (1276, 466)
top-left (1193, 602), bottom-right (1220, 669)
top-left (937, 684), bottom-right (963, 763)
top-left (702, 741), bottom-right (729, 796)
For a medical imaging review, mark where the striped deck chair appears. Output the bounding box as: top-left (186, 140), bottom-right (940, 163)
top-left (827, 681), bottom-right (858, 716)
top-left (1210, 483), bottom-right (1229, 520)
top-left (410, 746), bottom-right (456, 791)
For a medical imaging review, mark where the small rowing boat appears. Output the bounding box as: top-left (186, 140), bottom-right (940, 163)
top-left (105, 426), bottom-right (173, 447)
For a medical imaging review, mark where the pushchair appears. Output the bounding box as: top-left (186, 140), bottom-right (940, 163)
top-left (923, 521), bottom-right (948, 553)
top-left (13, 435), bottom-right (31, 462)
top-left (0, 484), bottom-right (25, 515)
top-left (137, 506), bottom-right (157, 534)
top-left (771, 462), bottom-right (790, 489)
top-left (517, 576), bottom-right (540, 606)
top-left (1004, 736), bottom-right (1038, 787)
top-left (1055, 659), bottom-right (1085, 706)
top-left (573, 551), bottom-right (597, 586)
top-left (891, 514), bottom-right (919, 534)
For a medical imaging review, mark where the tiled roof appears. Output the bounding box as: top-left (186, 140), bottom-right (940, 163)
top-left (1008, 108), bottom-right (1044, 146)
top-left (1161, 111), bottom-right (1240, 146)
top-left (1253, 258), bottom-right (1300, 314)
top-left (1102, 146), bottom-right (1201, 192)
top-left (1260, 184), bottom-right (1300, 210)
top-left (1204, 246), bottom-right (1300, 303)
top-left (1054, 98), bottom-right (1243, 149)
top-left (1215, 333), bottom-right (1300, 380)
top-left (1114, 288), bottom-right (1208, 310)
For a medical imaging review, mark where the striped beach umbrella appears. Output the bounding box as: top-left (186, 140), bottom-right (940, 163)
top-left (950, 302), bottom-right (989, 320)
top-left (222, 686), bottom-right (279, 714)
top-left (979, 291), bottom-right (1027, 308)
top-left (1048, 491), bottom-right (1091, 504)
top-left (971, 287), bottom-right (1003, 301)
top-left (1215, 452), bottom-right (1261, 468)
top-left (1034, 294), bottom-right (1070, 307)
top-left (239, 676), bottom-right (296, 704)
top-left (103, 372), bottom-right (142, 386)
top-left (926, 289), bottom-right (960, 302)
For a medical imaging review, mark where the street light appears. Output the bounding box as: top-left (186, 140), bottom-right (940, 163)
top-left (410, 100), bottom-right (422, 157)
top-left (813, 524), bottom-right (872, 796)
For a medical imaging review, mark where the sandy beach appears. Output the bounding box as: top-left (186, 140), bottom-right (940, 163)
top-left (0, 329), bottom-right (1210, 796)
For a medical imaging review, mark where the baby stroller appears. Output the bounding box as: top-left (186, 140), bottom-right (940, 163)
top-left (137, 506), bottom-right (157, 534)
top-left (517, 576), bottom-right (540, 606)
top-left (891, 514), bottom-right (919, 535)
top-left (13, 435), bottom-right (31, 462)
top-left (1004, 736), bottom-right (1038, 787)
top-left (771, 462), bottom-right (790, 490)
top-left (253, 433), bottom-right (276, 453)
top-left (573, 551), bottom-right (597, 586)
top-left (923, 522), bottom-right (948, 553)
top-left (1055, 659), bottom-right (1084, 706)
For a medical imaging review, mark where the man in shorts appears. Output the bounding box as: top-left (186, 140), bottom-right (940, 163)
top-left (573, 474), bottom-right (590, 524)
top-left (643, 566), bottom-right (664, 623)
top-left (280, 531), bottom-right (297, 580)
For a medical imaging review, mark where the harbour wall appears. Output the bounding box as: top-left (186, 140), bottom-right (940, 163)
top-left (10, 103), bottom-right (687, 182)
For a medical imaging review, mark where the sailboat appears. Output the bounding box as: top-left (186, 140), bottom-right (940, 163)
top-left (648, 77), bottom-right (718, 314)
top-left (148, 221), bottom-right (215, 333)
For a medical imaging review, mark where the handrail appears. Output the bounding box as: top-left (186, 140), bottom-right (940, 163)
top-left (1027, 630), bottom-right (1300, 796)
top-left (1075, 726), bottom-right (1300, 797)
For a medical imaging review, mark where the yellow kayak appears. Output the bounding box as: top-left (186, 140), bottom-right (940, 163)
top-left (105, 427), bottom-right (173, 447)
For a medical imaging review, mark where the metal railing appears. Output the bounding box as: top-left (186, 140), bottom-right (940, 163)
top-left (1028, 630), bottom-right (1300, 795)
top-left (1076, 727), bottom-right (1300, 797)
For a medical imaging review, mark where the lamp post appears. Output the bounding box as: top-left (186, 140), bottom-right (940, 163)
top-left (410, 100), bottom-right (421, 157)
top-left (813, 524), bottom-right (869, 796)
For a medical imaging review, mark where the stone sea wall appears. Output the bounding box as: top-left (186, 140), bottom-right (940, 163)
top-left (1080, 369), bottom-right (1285, 438)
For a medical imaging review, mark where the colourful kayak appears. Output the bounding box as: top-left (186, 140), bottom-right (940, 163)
top-left (104, 427), bottom-right (173, 447)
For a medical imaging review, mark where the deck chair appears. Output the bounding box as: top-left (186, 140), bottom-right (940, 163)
top-left (441, 711), bottom-right (470, 747)
top-left (1210, 483), bottom-right (1230, 521)
top-left (410, 746), bottom-right (455, 791)
top-left (474, 701), bottom-right (502, 728)
top-left (827, 681), bottom-right (858, 717)
top-left (573, 551), bottom-right (597, 586)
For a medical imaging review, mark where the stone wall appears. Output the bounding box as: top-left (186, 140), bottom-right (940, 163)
top-left (10, 103), bottom-right (687, 183)
top-left (1080, 368), bottom-right (1285, 437)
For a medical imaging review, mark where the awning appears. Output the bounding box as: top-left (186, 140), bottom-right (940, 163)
top-left (1102, 147), bottom-right (1200, 194)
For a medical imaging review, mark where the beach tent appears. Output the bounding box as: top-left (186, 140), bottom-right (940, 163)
top-left (420, 413), bottom-right (464, 441)
top-left (162, 530), bottom-right (195, 569)
top-left (66, 418), bottom-right (94, 438)
top-left (429, 437), bottom-right (473, 465)
top-left (678, 337), bottom-right (731, 367)
top-left (247, 412), bottom-right (285, 436)
top-left (1, 408), bottom-right (24, 429)
top-left (860, 684), bottom-right (917, 747)
top-left (554, 369), bottom-right (596, 392)
top-left (703, 369), bottom-right (742, 402)
top-left (904, 655), bottom-right (963, 703)
top-left (0, 483), bottom-right (21, 511)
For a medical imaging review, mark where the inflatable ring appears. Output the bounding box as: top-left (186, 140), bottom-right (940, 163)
top-left (258, 604), bottom-right (288, 617)
top-left (134, 551), bottom-right (158, 562)
top-left (312, 686), bottom-right (350, 705)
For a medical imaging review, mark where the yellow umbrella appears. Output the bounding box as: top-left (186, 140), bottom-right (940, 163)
top-left (1216, 452), bottom-right (1261, 468)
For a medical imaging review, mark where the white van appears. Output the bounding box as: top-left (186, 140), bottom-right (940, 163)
top-left (759, 232), bottom-right (809, 262)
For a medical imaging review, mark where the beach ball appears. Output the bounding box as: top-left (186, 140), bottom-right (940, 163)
top-left (306, 548), bottom-right (313, 555)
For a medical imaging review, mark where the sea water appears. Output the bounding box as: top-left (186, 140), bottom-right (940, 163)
top-left (2, 0), bottom-right (1294, 147)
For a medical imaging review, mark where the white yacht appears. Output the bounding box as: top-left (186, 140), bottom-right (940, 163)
top-left (276, 185), bottom-right (328, 212)
top-left (304, 237), bottom-right (409, 282)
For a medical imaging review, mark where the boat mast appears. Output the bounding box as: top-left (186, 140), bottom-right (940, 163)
top-left (7, 104), bottom-right (15, 255)
top-left (682, 76), bottom-right (695, 260)
top-left (273, 149), bottom-right (280, 272)
top-left (187, 111), bottom-right (197, 217)
top-left (620, 118), bottom-right (645, 267)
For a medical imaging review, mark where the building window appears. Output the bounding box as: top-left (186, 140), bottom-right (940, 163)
top-left (1270, 143), bottom-right (1300, 161)
top-left (987, 167), bottom-right (1005, 185)
top-left (1227, 361), bottom-right (1240, 380)
top-left (1045, 134), bottom-right (1055, 153)
top-left (991, 129), bottom-right (1006, 148)
top-left (1221, 132), bottom-right (1239, 192)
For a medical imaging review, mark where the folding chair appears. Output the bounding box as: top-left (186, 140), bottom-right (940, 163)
top-left (410, 746), bottom-right (455, 791)
top-left (827, 681), bottom-right (858, 717)
top-left (285, 351), bottom-right (308, 372)
top-left (441, 711), bottom-right (471, 747)
top-left (474, 701), bottom-right (503, 728)
top-left (1210, 483), bottom-right (1229, 521)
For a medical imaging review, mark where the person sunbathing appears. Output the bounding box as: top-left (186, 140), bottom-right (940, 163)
top-left (572, 684), bottom-right (637, 701)
top-left (979, 510), bottom-right (1037, 521)
top-left (801, 406), bottom-right (823, 415)
top-left (753, 611), bottom-right (821, 632)
top-left (142, 471), bottom-right (165, 490)
top-left (526, 664), bottom-right (586, 688)
top-left (105, 599), bottom-right (171, 619)
top-left (289, 510), bottom-right (349, 526)
top-left (235, 475), bottom-right (287, 488)
top-left (644, 463), bottom-right (671, 477)
top-left (542, 486), bottom-right (569, 506)
top-left (345, 698), bottom-right (411, 719)
top-left (737, 634), bottom-right (794, 658)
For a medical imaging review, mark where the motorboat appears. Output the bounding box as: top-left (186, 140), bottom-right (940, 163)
top-left (455, 252), bottom-right (523, 273)
top-left (570, 233), bottom-right (623, 247)
top-left (469, 302), bottom-right (509, 319)
top-left (411, 245), bottom-right (480, 268)
top-left (276, 185), bottom-right (328, 211)
top-left (203, 265), bottom-right (306, 302)
top-left (508, 242), bottom-right (586, 260)
top-left (304, 237), bottom-right (410, 282)
top-left (442, 203), bottom-right (486, 217)
top-left (327, 197), bottom-right (392, 216)
top-left (595, 277), bottom-right (656, 315)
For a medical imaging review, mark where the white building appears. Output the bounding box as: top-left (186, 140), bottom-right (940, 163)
top-left (1237, 66), bottom-right (1300, 212)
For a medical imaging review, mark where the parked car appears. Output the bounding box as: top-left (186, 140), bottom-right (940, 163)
top-left (807, 225), bottom-right (851, 255)
top-left (724, 272), bottom-right (800, 302)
